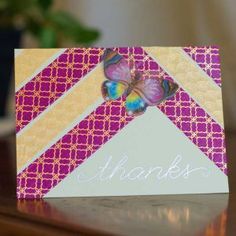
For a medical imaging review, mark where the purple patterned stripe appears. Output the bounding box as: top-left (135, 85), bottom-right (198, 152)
top-left (17, 47), bottom-right (227, 199)
top-left (183, 46), bottom-right (222, 86)
top-left (117, 47), bottom-right (226, 173)
top-left (16, 48), bottom-right (104, 133)
top-left (17, 99), bottom-right (133, 198)
top-left (117, 47), bottom-right (226, 174)
top-left (158, 89), bottom-right (227, 174)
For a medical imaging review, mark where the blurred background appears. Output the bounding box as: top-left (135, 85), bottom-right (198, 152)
top-left (0, 0), bottom-right (236, 138)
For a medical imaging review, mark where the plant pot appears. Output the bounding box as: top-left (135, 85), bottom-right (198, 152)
top-left (0, 28), bottom-right (22, 117)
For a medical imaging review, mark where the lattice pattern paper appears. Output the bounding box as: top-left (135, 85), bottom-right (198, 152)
top-left (16, 46), bottom-right (228, 199)
top-left (183, 46), bottom-right (222, 86)
top-left (16, 48), bottom-right (104, 132)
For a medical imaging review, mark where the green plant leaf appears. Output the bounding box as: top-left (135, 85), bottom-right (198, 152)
top-left (0, 1), bottom-right (100, 46)
top-left (39, 27), bottom-right (57, 48)
top-left (47, 11), bottom-right (82, 29)
top-left (26, 17), bottom-right (41, 37)
top-left (73, 28), bottom-right (100, 44)
top-left (47, 11), bottom-right (100, 44)
top-left (37, 0), bottom-right (53, 10)
top-left (0, 0), bottom-right (8, 10)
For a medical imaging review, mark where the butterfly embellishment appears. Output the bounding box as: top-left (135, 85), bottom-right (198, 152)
top-left (101, 49), bottom-right (179, 116)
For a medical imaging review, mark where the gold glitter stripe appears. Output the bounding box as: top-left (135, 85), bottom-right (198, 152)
top-left (15, 49), bottom-right (65, 91)
top-left (17, 64), bottom-right (104, 172)
top-left (144, 47), bottom-right (224, 127)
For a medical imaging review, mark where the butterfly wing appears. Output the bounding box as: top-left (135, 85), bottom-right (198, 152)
top-left (134, 78), bottom-right (165, 106)
top-left (134, 78), bottom-right (178, 105)
top-left (125, 90), bottom-right (147, 116)
top-left (102, 80), bottom-right (129, 101)
top-left (125, 78), bottom-right (178, 116)
top-left (102, 49), bottom-right (179, 114)
top-left (161, 79), bottom-right (179, 100)
top-left (103, 49), bottom-right (132, 84)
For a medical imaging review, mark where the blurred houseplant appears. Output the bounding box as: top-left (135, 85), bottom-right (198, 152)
top-left (0, 0), bottom-right (100, 47)
top-left (0, 0), bottom-right (99, 130)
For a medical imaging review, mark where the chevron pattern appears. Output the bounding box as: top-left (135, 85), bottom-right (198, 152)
top-left (16, 46), bottom-right (227, 198)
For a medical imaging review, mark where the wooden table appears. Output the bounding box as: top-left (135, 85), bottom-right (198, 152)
top-left (0, 132), bottom-right (235, 235)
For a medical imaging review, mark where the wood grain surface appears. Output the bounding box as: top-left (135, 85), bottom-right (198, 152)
top-left (0, 131), bottom-right (235, 235)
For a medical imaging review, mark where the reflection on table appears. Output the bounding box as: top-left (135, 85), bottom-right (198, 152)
top-left (18, 194), bottom-right (228, 236)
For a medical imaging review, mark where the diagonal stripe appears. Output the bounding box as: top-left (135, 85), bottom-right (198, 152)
top-left (16, 48), bottom-right (104, 133)
top-left (17, 99), bottom-right (133, 199)
top-left (16, 47), bottom-right (227, 199)
top-left (144, 47), bottom-right (224, 127)
top-left (15, 49), bottom-right (66, 91)
top-left (17, 63), bottom-right (104, 172)
top-left (183, 46), bottom-right (222, 87)
top-left (158, 88), bottom-right (227, 174)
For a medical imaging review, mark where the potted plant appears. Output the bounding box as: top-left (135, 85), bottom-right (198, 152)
top-left (0, 0), bottom-right (100, 136)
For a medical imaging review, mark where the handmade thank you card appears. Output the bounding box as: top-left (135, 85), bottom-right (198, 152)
top-left (15, 47), bottom-right (228, 198)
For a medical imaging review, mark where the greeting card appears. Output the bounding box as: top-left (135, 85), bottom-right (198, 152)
top-left (15, 47), bottom-right (228, 198)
